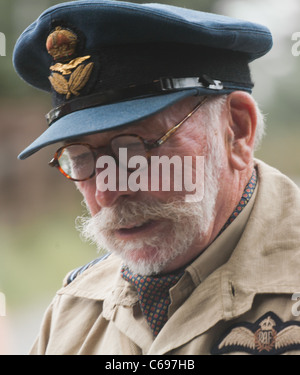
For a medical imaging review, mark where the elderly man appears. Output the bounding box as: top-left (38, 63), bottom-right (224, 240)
top-left (13, 0), bottom-right (300, 355)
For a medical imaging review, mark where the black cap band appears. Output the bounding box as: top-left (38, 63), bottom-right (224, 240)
top-left (46, 75), bottom-right (232, 126)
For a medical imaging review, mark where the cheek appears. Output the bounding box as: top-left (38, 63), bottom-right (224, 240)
top-left (76, 180), bottom-right (98, 215)
top-left (147, 136), bottom-right (206, 201)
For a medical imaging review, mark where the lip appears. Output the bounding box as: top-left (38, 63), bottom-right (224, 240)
top-left (115, 220), bottom-right (162, 240)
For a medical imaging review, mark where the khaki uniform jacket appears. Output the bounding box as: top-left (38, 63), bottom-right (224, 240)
top-left (30, 160), bottom-right (300, 355)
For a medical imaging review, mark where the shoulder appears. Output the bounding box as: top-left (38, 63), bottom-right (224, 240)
top-left (58, 252), bottom-right (122, 300)
top-left (255, 158), bottom-right (300, 212)
top-left (255, 158), bottom-right (300, 192)
top-left (56, 254), bottom-right (122, 300)
top-left (63, 252), bottom-right (111, 287)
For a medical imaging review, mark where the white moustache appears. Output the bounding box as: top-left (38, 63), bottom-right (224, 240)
top-left (78, 198), bottom-right (199, 233)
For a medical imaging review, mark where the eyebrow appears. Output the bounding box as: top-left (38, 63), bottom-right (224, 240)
top-left (63, 137), bottom-right (82, 144)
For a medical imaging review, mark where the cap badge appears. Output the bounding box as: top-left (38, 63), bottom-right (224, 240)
top-left (46, 26), bottom-right (78, 61)
top-left (46, 27), bottom-right (94, 100)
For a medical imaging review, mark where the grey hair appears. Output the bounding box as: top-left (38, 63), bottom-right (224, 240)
top-left (252, 97), bottom-right (266, 151)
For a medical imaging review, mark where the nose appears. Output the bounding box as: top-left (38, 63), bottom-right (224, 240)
top-left (94, 155), bottom-right (135, 207)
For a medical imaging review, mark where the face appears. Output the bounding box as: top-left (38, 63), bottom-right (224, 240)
top-left (75, 96), bottom-right (227, 275)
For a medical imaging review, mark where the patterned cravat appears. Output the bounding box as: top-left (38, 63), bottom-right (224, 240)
top-left (121, 267), bottom-right (183, 336)
top-left (121, 168), bottom-right (257, 336)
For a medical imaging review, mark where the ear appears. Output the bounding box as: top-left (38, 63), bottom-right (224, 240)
top-left (225, 91), bottom-right (257, 171)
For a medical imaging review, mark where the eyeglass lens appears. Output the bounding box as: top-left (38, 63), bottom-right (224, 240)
top-left (58, 144), bottom-right (95, 180)
top-left (58, 136), bottom-right (148, 180)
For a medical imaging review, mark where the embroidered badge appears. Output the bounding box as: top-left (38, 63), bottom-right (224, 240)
top-left (211, 312), bottom-right (300, 355)
top-left (46, 27), bottom-right (78, 61)
top-left (46, 27), bottom-right (94, 100)
top-left (50, 56), bottom-right (91, 75)
top-left (48, 61), bottom-right (94, 99)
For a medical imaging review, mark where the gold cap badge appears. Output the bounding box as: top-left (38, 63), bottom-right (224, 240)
top-left (46, 27), bottom-right (78, 61)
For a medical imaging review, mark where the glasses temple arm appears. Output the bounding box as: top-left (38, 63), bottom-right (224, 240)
top-left (152, 96), bottom-right (208, 147)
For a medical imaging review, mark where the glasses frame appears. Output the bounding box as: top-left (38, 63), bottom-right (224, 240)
top-left (49, 96), bottom-right (208, 181)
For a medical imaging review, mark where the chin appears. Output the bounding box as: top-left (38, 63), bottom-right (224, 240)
top-left (121, 255), bottom-right (170, 276)
top-left (110, 235), bottom-right (194, 275)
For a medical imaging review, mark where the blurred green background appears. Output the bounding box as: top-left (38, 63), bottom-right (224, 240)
top-left (0, 0), bottom-right (300, 354)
